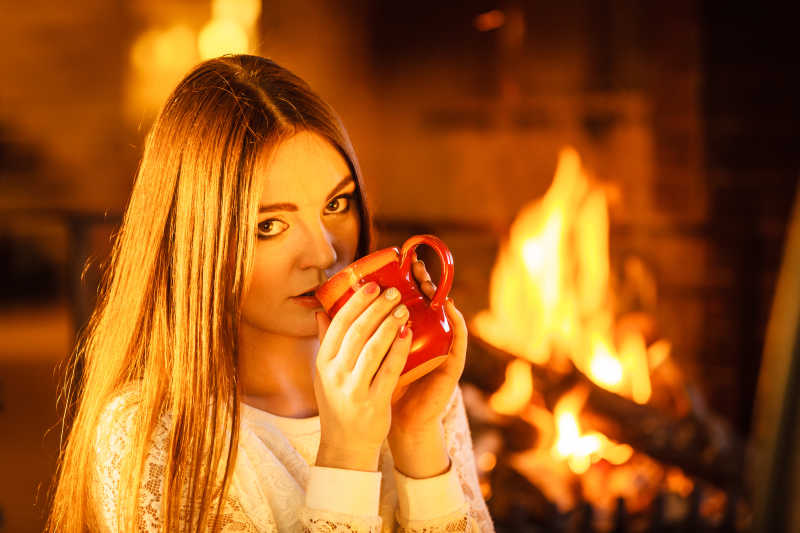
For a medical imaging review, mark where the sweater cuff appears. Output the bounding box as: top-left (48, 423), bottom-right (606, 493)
top-left (305, 465), bottom-right (382, 516)
top-left (393, 459), bottom-right (467, 521)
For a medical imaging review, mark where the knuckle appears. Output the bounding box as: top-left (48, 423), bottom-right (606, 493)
top-left (327, 366), bottom-right (347, 386)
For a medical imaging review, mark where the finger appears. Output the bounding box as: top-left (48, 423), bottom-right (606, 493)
top-left (318, 282), bottom-right (381, 363)
top-left (423, 280), bottom-right (437, 299)
top-left (445, 298), bottom-right (468, 371)
top-left (370, 326), bottom-right (413, 399)
top-left (391, 381), bottom-right (410, 404)
top-left (412, 260), bottom-right (436, 298)
top-left (351, 304), bottom-right (410, 389)
top-left (412, 259), bottom-right (432, 283)
top-left (337, 287), bottom-right (404, 370)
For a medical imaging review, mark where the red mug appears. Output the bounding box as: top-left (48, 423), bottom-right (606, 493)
top-left (315, 234), bottom-right (455, 388)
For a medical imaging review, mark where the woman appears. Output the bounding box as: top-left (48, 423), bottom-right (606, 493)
top-left (48, 55), bottom-right (494, 532)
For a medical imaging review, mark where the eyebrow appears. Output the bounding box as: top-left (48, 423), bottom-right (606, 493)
top-left (258, 175), bottom-right (356, 213)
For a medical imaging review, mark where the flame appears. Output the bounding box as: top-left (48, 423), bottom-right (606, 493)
top-left (489, 359), bottom-right (533, 415)
top-left (619, 330), bottom-right (652, 404)
top-left (475, 147), bottom-right (661, 404)
top-left (588, 338), bottom-right (624, 390)
top-left (476, 147), bottom-right (673, 485)
top-left (548, 385), bottom-right (636, 475)
top-left (472, 147), bottom-right (588, 365)
top-left (549, 386), bottom-right (605, 474)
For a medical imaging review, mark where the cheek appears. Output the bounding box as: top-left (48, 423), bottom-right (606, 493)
top-left (338, 213), bottom-right (361, 261)
top-left (241, 249), bottom-right (287, 315)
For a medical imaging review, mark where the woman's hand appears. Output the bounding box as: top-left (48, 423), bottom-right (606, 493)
top-left (388, 253), bottom-right (468, 443)
top-left (313, 282), bottom-right (413, 472)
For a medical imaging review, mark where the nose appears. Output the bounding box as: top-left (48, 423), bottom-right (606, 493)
top-left (299, 219), bottom-right (338, 272)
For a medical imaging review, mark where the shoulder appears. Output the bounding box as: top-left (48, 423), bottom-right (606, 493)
top-left (91, 384), bottom-right (172, 493)
top-left (95, 386), bottom-right (141, 450)
top-left (93, 385), bottom-right (170, 466)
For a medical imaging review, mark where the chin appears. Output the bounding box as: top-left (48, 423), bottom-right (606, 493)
top-left (245, 311), bottom-right (319, 338)
top-left (284, 316), bottom-right (319, 338)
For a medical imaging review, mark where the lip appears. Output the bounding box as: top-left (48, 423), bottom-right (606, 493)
top-left (291, 295), bottom-right (323, 308)
top-left (294, 285), bottom-right (321, 298)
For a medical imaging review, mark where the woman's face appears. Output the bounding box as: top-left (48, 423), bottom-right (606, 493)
top-left (240, 131), bottom-right (361, 337)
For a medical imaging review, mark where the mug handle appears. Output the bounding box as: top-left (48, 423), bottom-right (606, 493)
top-left (400, 234), bottom-right (454, 310)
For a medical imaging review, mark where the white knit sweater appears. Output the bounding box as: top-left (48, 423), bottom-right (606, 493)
top-left (92, 385), bottom-right (495, 532)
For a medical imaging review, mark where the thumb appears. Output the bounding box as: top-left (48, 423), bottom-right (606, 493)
top-left (391, 382), bottom-right (410, 405)
top-left (315, 311), bottom-right (331, 343)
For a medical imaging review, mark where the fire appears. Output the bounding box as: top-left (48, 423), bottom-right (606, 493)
top-left (549, 385), bottom-right (633, 475)
top-left (588, 338), bottom-right (624, 390)
top-left (488, 358), bottom-right (533, 415)
top-left (473, 147), bottom-right (659, 404)
top-left (474, 147), bottom-right (673, 499)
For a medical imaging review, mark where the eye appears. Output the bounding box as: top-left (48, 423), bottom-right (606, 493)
top-left (325, 193), bottom-right (354, 214)
top-left (256, 219), bottom-right (289, 239)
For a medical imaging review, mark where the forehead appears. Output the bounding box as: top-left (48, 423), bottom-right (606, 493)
top-left (257, 131), bottom-right (351, 203)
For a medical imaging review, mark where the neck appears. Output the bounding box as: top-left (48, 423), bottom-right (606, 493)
top-left (238, 320), bottom-right (320, 418)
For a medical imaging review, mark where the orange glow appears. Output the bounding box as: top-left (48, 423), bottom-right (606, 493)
top-left (479, 480), bottom-right (492, 499)
top-left (474, 10), bottom-right (505, 31)
top-left (477, 451), bottom-right (498, 472)
top-left (666, 468), bottom-right (694, 497)
top-left (127, 25), bottom-right (199, 119)
top-left (130, 25), bottom-right (196, 72)
top-left (198, 19), bottom-right (249, 60)
top-left (489, 359), bottom-right (533, 415)
top-left (212, 0), bottom-right (261, 26)
top-left (648, 339), bottom-right (672, 369)
top-left (603, 443), bottom-right (634, 465)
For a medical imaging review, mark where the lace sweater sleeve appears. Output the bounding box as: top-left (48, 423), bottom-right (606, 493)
top-left (91, 392), bottom-right (263, 532)
top-left (392, 385), bottom-right (495, 533)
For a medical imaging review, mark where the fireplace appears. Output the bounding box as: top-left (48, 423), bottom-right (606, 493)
top-left (375, 146), bottom-right (750, 532)
top-left (359, 3), bottom-right (800, 530)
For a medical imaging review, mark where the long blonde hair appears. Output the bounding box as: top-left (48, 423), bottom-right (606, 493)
top-left (48, 55), bottom-right (374, 532)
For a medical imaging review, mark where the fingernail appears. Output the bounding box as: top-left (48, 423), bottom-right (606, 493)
top-left (399, 325), bottom-right (411, 338)
top-left (393, 305), bottom-right (408, 319)
top-left (365, 281), bottom-right (379, 294)
top-left (385, 287), bottom-right (400, 300)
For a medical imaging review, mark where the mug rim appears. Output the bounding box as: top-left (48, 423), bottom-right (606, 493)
top-left (315, 246), bottom-right (399, 311)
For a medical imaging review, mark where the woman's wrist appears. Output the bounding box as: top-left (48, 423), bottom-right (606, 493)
top-left (316, 441), bottom-right (381, 472)
top-left (388, 424), bottom-right (450, 479)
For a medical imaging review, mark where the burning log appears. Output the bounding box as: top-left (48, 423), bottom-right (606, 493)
top-left (468, 331), bottom-right (745, 489)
